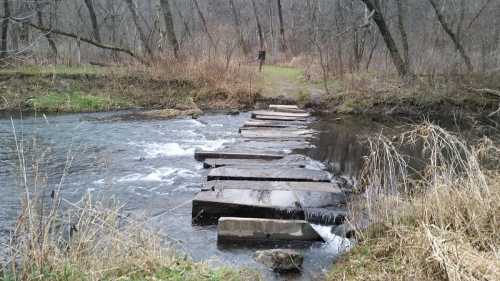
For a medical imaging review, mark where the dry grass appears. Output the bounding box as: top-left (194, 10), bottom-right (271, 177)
top-left (139, 56), bottom-right (260, 110)
top-left (328, 124), bottom-right (500, 281)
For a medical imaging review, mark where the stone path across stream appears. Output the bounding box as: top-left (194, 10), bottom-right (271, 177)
top-left (192, 105), bottom-right (348, 249)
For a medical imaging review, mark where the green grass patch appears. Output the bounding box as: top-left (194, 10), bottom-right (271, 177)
top-left (28, 90), bottom-right (131, 112)
top-left (0, 64), bottom-right (124, 76)
top-left (261, 65), bottom-right (305, 80)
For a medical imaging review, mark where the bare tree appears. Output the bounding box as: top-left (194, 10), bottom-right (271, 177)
top-left (123, 0), bottom-right (153, 56)
top-left (0, 0), bottom-right (10, 61)
top-left (276, 0), bottom-right (287, 52)
top-left (192, 0), bottom-right (216, 51)
top-left (83, 0), bottom-right (101, 43)
top-left (428, 0), bottom-right (473, 72)
top-left (159, 0), bottom-right (179, 58)
top-left (396, 0), bottom-right (410, 72)
top-left (251, 0), bottom-right (265, 71)
top-left (229, 0), bottom-right (249, 55)
top-left (360, 0), bottom-right (409, 78)
top-left (35, 0), bottom-right (58, 60)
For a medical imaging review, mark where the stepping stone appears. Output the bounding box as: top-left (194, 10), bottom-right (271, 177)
top-left (233, 139), bottom-right (313, 151)
top-left (203, 159), bottom-right (306, 169)
top-left (203, 180), bottom-right (344, 194)
top-left (217, 217), bottom-right (323, 245)
top-left (269, 105), bottom-right (299, 110)
top-left (194, 150), bottom-right (284, 162)
top-left (207, 167), bottom-right (331, 182)
top-left (243, 120), bottom-right (306, 129)
top-left (240, 128), bottom-right (314, 139)
top-left (252, 115), bottom-right (307, 121)
top-left (252, 110), bottom-right (310, 118)
top-left (192, 188), bottom-right (346, 225)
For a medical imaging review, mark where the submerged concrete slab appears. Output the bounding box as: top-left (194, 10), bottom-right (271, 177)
top-left (194, 150), bottom-right (284, 162)
top-left (243, 120), bottom-right (307, 129)
top-left (192, 188), bottom-right (347, 225)
top-left (252, 110), bottom-right (310, 118)
top-left (203, 159), bottom-right (306, 169)
top-left (217, 217), bottom-right (323, 245)
top-left (207, 167), bottom-right (331, 182)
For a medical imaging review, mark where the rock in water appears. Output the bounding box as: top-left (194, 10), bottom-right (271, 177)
top-left (331, 223), bottom-right (356, 239)
top-left (254, 249), bottom-right (304, 272)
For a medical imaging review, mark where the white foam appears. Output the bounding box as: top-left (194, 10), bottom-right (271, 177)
top-left (144, 143), bottom-right (195, 158)
top-left (117, 173), bottom-right (144, 182)
top-left (116, 167), bottom-right (200, 184)
top-left (311, 224), bottom-right (354, 254)
top-left (142, 139), bottom-right (232, 159)
top-left (184, 119), bottom-right (205, 127)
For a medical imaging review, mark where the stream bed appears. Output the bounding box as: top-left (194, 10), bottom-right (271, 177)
top-left (0, 111), bottom-right (398, 280)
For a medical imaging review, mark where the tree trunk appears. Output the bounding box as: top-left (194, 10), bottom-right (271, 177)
top-left (0, 0), bottom-right (10, 60)
top-left (229, 0), bottom-right (249, 55)
top-left (83, 0), bottom-right (101, 43)
top-left (335, 0), bottom-right (344, 76)
top-left (427, 0), bottom-right (473, 72)
top-left (276, 0), bottom-right (287, 52)
top-left (172, 1), bottom-right (192, 43)
top-left (395, 0), bottom-right (410, 72)
top-left (123, 0), bottom-right (153, 57)
top-left (251, 0), bottom-right (265, 71)
top-left (35, 0), bottom-right (58, 62)
top-left (252, 0), bottom-right (265, 51)
top-left (192, 0), bottom-right (216, 51)
top-left (360, 0), bottom-right (408, 78)
top-left (159, 0), bottom-right (180, 58)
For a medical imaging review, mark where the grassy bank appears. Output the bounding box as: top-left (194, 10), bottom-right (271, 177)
top-left (1, 63), bottom-right (499, 119)
top-left (0, 62), bottom-right (258, 116)
top-left (327, 125), bottom-right (500, 281)
top-left (317, 72), bottom-right (500, 117)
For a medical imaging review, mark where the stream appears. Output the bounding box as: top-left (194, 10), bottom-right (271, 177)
top-left (0, 111), bottom-right (400, 280)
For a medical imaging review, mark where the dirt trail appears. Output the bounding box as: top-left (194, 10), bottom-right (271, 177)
top-left (257, 65), bottom-right (325, 105)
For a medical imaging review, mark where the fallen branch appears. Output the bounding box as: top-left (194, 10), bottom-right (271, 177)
top-left (5, 16), bottom-right (143, 63)
top-left (466, 87), bottom-right (500, 98)
top-left (488, 104), bottom-right (500, 117)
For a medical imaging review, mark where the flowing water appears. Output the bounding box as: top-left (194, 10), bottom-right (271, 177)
top-left (0, 111), bottom-right (393, 280)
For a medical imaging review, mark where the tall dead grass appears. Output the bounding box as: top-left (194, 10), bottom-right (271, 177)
top-left (330, 123), bottom-right (499, 281)
top-left (140, 55), bottom-right (259, 109)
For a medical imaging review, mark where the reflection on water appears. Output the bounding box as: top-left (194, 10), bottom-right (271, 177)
top-left (300, 115), bottom-right (401, 178)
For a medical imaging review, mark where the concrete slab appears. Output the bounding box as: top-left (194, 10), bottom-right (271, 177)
top-left (203, 159), bottom-right (306, 169)
top-left (203, 180), bottom-right (344, 194)
top-left (217, 217), bottom-right (323, 245)
top-left (252, 110), bottom-right (310, 118)
top-left (240, 128), bottom-right (314, 139)
top-left (269, 105), bottom-right (299, 110)
top-left (194, 150), bottom-right (284, 161)
top-left (192, 188), bottom-right (347, 225)
top-left (207, 167), bottom-right (331, 182)
top-left (243, 120), bottom-right (306, 129)
top-left (252, 115), bottom-right (307, 122)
